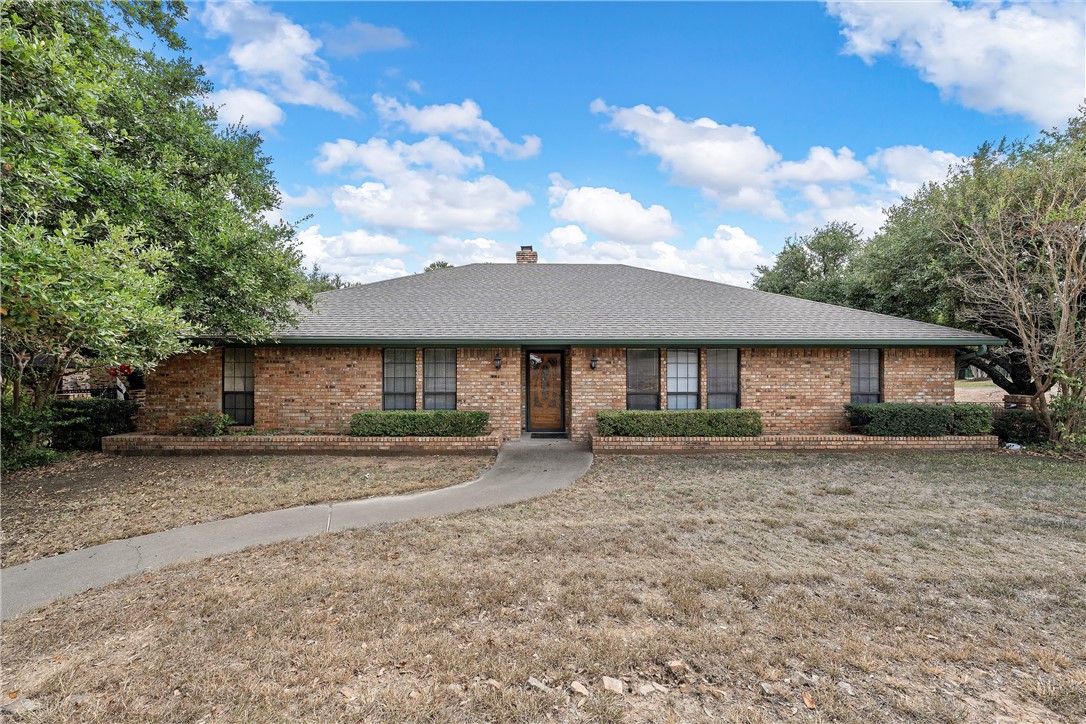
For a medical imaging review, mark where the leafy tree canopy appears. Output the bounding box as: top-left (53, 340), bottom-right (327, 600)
top-left (1, 0), bottom-right (312, 410)
top-left (423, 261), bottom-right (454, 272)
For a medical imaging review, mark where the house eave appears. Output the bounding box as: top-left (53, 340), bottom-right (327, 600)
top-left (216, 336), bottom-right (1007, 348)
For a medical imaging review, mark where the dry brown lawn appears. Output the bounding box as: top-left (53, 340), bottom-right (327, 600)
top-left (0, 454), bottom-right (489, 567)
top-left (2, 452), bottom-right (1085, 723)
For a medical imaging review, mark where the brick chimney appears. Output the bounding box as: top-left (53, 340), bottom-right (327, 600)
top-left (515, 245), bottom-right (538, 264)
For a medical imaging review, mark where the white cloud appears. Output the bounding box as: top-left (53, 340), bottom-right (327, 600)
top-left (315, 137), bottom-right (482, 177)
top-left (591, 98), bottom-right (785, 217)
top-left (538, 223), bottom-right (771, 287)
top-left (321, 20), bottom-right (411, 57)
top-left (540, 224), bottom-right (588, 249)
top-left (374, 94), bottom-right (542, 159)
top-left (866, 145), bottom-right (964, 197)
top-left (280, 186), bottom-right (329, 210)
top-left (777, 146), bottom-right (869, 184)
top-left (825, 0), bottom-right (1085, 127)
top-left (790, 144), bottom-right (963, 235)
top-left (426, 236), bottom-right (518, 266)
top-left (201, 0), bottom-right (356, 115)
top-left (208, 88), bottom-right (285, 130)
top-left (314, 96), bottom-right (535, 235)
top-left (297, 225), bottom-right (410, 283)
top-left (547, 174), bottom-right (678, 244)
top-left (332, 175), bottom-right (531, 234)
top-left (406, 80), bottom-right (423, 94)
top-left (593, 97), bottom-right (970, 233)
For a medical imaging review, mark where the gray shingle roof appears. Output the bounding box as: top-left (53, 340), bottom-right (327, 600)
top-left (275, 264), bottom-right (1001, 346)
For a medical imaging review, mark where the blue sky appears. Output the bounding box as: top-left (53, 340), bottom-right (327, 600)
top-left (181, 1), bottom-right (1085, 284)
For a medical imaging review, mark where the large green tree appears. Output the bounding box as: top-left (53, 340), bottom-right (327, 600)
top-left (752, 221), bottom-right (862, 305)
top-left (752, 109), bottom-right (1086, 440)
top-left (1, 0), bottom-right (312, 411)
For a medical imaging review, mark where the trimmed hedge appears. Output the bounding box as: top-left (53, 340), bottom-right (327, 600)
top-left (845, 403), bottom-right (993, 436)
top-left (992, 408), bottom-right (1048, 445)
top-left (50, 399), bottom-right (139, 451)
top-left (597, 409), bottom-right (763, 437)
top-left (349, 410), bottom-right (489, 437)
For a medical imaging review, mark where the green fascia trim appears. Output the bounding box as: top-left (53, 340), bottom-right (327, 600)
top-left (232, 336), bottom-right (1006, 348)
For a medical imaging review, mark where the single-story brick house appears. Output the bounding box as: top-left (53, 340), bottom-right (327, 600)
top-left (139, 246), bottom-right (1001, 442)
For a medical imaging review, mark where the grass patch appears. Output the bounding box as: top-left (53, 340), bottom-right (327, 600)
top-left (2, 452), bottom-right (1084, 722)
top-left (0, 453), bottom-right (489, 567)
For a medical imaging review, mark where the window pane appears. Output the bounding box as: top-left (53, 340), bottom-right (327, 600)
top-left (627, 393), bottom-right (659, 411)
top-left (850, 349), bottom-right (882, 403)
top-left (423, 348), bottom-right (456, 409)
top-left (666, 349), bottom-right (698, 409)
top-left (384, 348), bottom-right (417, 410)
top-left (708, 393), bottom-right (738, 409)
top-left (669, 393), bottom-right (698, 410)
top-left (222, 348), bottom-right (254, 425)
top-left (707, 349), bottom-right (739, 409)
top-left (627, 349), bottom-right (659, 410)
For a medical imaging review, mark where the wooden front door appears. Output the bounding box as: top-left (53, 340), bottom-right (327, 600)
top-left (527, 351), bottom-right (564, 431)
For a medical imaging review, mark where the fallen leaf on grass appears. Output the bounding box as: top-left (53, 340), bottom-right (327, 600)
top-left (802, 691), bottom-right (815, 709)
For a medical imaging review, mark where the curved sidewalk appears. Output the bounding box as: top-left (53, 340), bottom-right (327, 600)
top-left (1, 437), bottom-right (592, 620)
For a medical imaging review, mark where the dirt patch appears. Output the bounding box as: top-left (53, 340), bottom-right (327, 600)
top-left (1, 454), bottom-right (489, 567)
top-left (955, 380), bottom-right (1005, 404)
top-left (2, 452), bottom-right (1084, 722)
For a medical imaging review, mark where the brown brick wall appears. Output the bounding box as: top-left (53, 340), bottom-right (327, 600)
top-left (883, 347), bottom-right (955, 404)
top-left (456, 347), bottom-right (523, 440)
top-left (569, 347), bottom-right (626, 441)
top-left (139, 349), bottom-right (222, 432)
top-left (254, 346), bottom-right (382, 432)
top-left (742, 347), bottom-right (852, 433)
top-left (142, 344), bottom-right (957, 440)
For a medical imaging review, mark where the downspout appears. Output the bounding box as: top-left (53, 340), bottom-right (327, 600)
top-left (956, 344), bottom-right (989, 364)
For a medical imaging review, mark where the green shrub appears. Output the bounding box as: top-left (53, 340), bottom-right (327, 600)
top-left (596, 409), bottom-right (763, 437)
top-left (846, 403), bottom-right (993, 436)
top-left (51, 398), bottom-right (139, 451)
top-left (2, 446), bottom-right (65, 472)
top-left (949, 404), bottom-right (995, 435)
top-left (176, 412), bottom-right (235, 437)
top-left (0, 402), bottom-right (53, 456)
top-left (992, 408), bottom-right (1049, 445)
top-left (349, 410), bottom-right (490, 437)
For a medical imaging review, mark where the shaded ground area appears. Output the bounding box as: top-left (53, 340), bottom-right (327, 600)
top-left (954, 380), bottom-right (1004, 404)
top-left (0, 454), bottom-right (489, 568)
top-left (2, 453), bottom-right (1085, 722)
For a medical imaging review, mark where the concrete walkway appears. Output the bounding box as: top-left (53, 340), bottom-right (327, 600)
top-left (1, 437), bottom-right (592, 620)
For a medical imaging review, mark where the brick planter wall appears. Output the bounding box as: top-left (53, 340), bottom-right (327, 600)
top-left (103, 432), bottom-right (502, 456)
top-left (591, 434), bottom-right (999, 454)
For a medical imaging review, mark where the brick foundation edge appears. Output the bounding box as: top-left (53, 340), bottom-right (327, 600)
top-left (591, 434), bottom-right (1000, 454)
top-left (103, 432), bottom-right (502, 456)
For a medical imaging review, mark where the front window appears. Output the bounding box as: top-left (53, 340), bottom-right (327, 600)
top-left (626, 348), bottom-right (660, 410)
top-left (223, 347), bottom-right (254, 425)
top-left (383, 348), bottom-right (416, 410)
top-left (706, 349), bottom-right (740, 409)
top-left (850, 348), bottom-right (882, 404)
top-left (666, 348), bottom-right (698, 410)
top-left (423, 348), bottom-right (456, 410)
